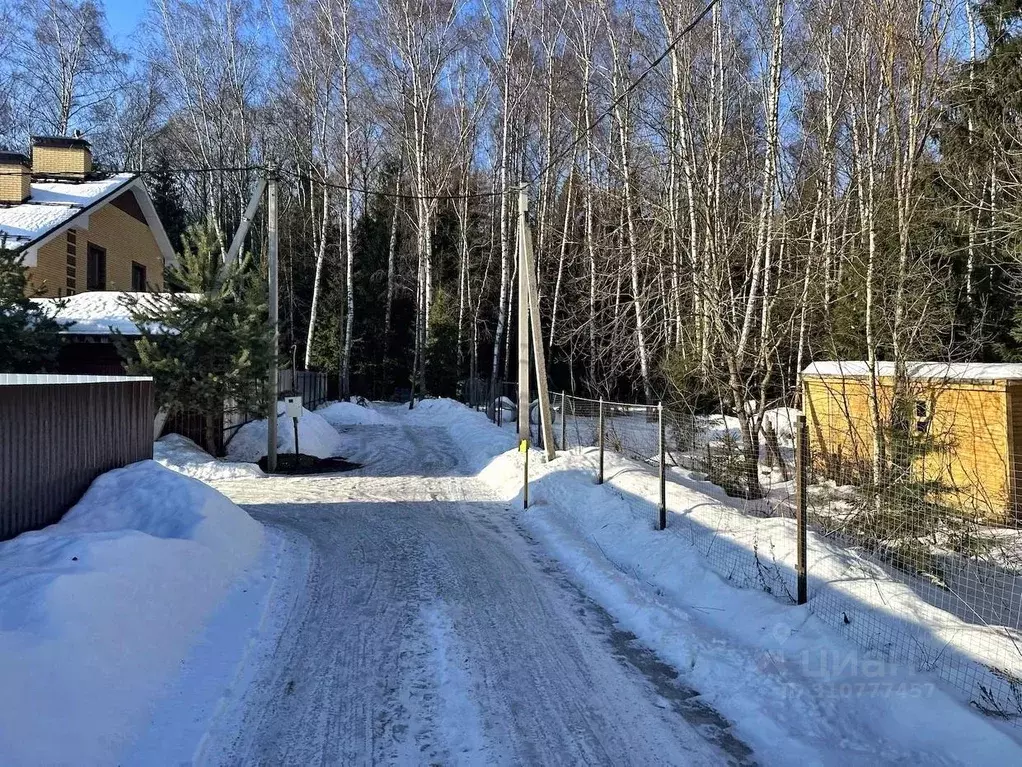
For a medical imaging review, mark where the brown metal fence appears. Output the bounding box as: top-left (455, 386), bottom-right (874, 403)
top-left (0, 374), bottom-right (154, 541)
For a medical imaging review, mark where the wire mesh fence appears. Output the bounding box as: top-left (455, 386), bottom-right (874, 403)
top-left (802, 391), bottom-right (1022, 720)
top-left (468, 384), bottom-right (1022, 723)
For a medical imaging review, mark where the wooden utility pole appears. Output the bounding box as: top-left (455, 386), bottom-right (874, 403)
top-left (521, 188), bottom-right (556, 460)
top-left (517, 185), bottom-right (556, 461)
top-left (517, 187), bottom-right (531, 444)
top-left (267, 169), bottom-right (279, 472)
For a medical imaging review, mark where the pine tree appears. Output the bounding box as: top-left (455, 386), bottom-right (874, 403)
top-left (0, 246), bottom-right (64, 373)
top-left (117, 228), bottom-right (273, 454)
top-left (167, 222), bottom-right (222, 293)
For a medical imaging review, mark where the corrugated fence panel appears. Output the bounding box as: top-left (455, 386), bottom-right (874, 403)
top-left (0, 378), bottom-right (153, 541)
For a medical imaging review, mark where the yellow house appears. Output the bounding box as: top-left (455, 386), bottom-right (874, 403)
top-left (802, 361), bottom-right (1022, 524)
top-left (0, 136), bottom-right (175, 296)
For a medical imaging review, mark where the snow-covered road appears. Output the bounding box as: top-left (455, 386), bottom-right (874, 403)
top-left (201, 416), bottom-right (753, 765)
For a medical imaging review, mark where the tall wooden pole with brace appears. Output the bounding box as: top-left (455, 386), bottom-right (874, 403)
top-left (517, 185), bottom-right (555, 462)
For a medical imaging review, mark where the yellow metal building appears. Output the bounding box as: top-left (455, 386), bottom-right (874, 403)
top-left (802, 362), bottom-right (1022, 524)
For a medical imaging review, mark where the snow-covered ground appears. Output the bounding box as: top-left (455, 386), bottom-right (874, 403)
top-left (0, 460), bottom-right (266, 765)
top-left (7, 398), bottom-right (1020, 764)
top-left (198, 403), bottom-right (752, 765)
top-left (317, 399), bottom-right (396, 426)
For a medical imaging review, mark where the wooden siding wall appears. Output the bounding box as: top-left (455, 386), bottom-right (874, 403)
top-left (26, 193), bottom-right (165, 297)
top-left (804, 375), bottom-right (1013, 523)
top-left (0, 379), bottom-right (154, 541)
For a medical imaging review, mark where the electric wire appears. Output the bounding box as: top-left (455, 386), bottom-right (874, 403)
top-left (527, 0), bottom-right (718, 185)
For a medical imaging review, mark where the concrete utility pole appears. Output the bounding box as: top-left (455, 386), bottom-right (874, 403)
top-left (517, 187), bottom-right (531, 444)
top-left (267, 168), bottom-right (279, 472)
top-left (517, 185), bottom-right (556, 461)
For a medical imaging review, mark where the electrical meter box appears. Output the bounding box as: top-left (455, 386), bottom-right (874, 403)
top-left (284, 396), bottom-right (303, 419)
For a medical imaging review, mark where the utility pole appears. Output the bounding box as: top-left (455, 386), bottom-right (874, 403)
top-left (517, 187), bottom-right (531, 444)
top-left (521, 189), bottom-right (555, 460)
top-left (267, 168), bottom-right (279, 473)
top-left (517, 185), bottom-right (555, 460)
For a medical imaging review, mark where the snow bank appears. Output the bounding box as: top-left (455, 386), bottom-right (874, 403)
top-left (405, 398), bottom-right (517, 473)
top-left (227, 405), bottom-right (345, 462)
top-left (0, 461), bottom-right (264, 765)
top-left (156, 433), bottom-right (265, 481)
top-left (760, 406), bottom-right (800, 447)
top-left (505, 450), bottom-right (1022, 763)
top-left (317, 400), bottom-right (395, 427)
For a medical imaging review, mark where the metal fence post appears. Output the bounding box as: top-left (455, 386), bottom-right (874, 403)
top-left (796, 413), bottom-right (808, 605)
top-left (658, 402), bottom-right (667, 530)
top-left (598, 398), bottom-right (605, 484)
top-left (560, 391), bottom-right (567, 451)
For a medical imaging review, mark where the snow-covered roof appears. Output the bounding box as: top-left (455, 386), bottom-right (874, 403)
top-left (803, 361), bottom-right (1022, 381)
top-left (0, 174), bottom-right (135, 247)
top-left (32, 291), bottom-right (201, 336)
top-left (0, 173), bottom-right (177, 270)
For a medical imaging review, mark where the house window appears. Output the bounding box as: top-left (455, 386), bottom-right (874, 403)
top-left (86, 244), bottom-right (106, 290)
top-left (131, 261), bottom-right (147, 291)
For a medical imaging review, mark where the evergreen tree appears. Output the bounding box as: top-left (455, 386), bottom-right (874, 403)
top-left (148, 153), bottom-right (189, 259)
top-left (0, 246), bottom-right (64, 373)
top-left (167, 222), bottom-right (222, 293)
top-left (426, 286), bottom-right (459, 398)
top-left (118, 228), bottom-right (273, 454)
top-left (934, 0), bottom-right (1022, 357)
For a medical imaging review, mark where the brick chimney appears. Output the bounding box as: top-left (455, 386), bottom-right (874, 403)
top-left (31, 135), bottom-right (92, 178)
top-left (0, 152), bottom-right (31, 204)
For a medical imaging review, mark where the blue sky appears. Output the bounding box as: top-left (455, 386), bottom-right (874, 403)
top-left (103, 0), bottom-right (147, 45)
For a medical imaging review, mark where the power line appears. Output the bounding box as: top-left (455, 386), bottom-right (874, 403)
top-left (0, 165), bottom-right (263, 178)
top-left (528, 0), bottom-right (718, 185)
top-left (276, 167), bottom-right (510, 202)
top-left (0, 164), bottom-right (513, 202)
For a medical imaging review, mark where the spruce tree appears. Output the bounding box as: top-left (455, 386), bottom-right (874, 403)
top-left (426, 287), bottom-right (459, 398)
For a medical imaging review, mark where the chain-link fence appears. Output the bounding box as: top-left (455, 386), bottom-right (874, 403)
top-left (477, 386), bottom-right (1022, 723)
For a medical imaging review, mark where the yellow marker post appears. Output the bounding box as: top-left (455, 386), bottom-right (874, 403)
top-left (520, 439), bottom-right (529, 509)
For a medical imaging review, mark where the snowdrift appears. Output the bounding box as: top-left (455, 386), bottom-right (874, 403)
top-left (227, 405), bottom-right (345, 462)
top-left (156, 433), bottom-right (265, 480)
top-left (0, 460), bottom-right (264, 765)
top-left (317, 400), bottom-right (396, 427)
top-left (405, 398), bottom-right (517, 473)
